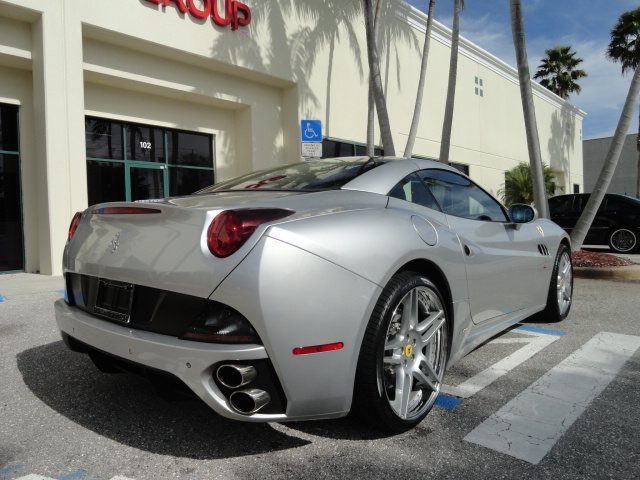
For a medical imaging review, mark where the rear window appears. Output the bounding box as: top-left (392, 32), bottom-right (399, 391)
top-left (199, 158), bottom-right (386, 192)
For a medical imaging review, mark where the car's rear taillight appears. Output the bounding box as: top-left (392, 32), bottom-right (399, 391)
top-left (68, 212), bottom-right (82, 241)
top-left (207, 209), bottom-right (294, 258)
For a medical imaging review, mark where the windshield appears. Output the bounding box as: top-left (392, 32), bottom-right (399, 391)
top-left (199, 158), bottom-right (387, 192)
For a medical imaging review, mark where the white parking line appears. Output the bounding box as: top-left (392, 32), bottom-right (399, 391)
top-left (14, 476), bottom-right (135, 480)
top-left (14, 476), bottom-right (53, 480)
top-left (442, 328), bottom-right (560, 398)
top-left (464, 332), bottom-right (640, 464)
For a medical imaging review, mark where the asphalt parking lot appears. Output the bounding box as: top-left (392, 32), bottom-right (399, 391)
top-left (1, 275), bottom-right (639, 480)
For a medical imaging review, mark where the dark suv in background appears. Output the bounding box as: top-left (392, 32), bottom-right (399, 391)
top-left (549, 193), bottom-right (640, 253)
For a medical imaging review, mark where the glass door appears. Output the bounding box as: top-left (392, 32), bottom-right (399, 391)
top-left (127, 163), bottom-right (167, 202)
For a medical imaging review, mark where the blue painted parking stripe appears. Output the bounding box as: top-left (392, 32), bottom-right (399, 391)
top-left (435, 393), bottom-right (461, 410)
top-left (0, 464), bottom-right (24, 476)
top-left (0, 293), bottom-right (5, 302)
top-left (57, 289), bottom-right (68, 302)
top-left (516, 324), bottom-right (566, 337)
top-left (58, 470), bottom-right (87, 480)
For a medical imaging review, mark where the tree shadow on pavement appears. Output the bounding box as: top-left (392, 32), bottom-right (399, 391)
top-left (16, 341), bottom-right (310, 459)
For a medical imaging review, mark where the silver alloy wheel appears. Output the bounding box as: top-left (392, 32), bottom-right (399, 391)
top-left (556, 251), bottom-right (573, 316)
top-left (382, 285), bottom-right (446, 421)
top-left (610, 228), bottom-right (637, 253)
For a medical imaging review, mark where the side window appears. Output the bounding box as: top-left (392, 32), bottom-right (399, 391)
top-left (388, 173), bottom-right (442, 212)
top-left (549, 196), bottom-right (573, 215)
top-left (602, 196), bottom-right (625, 212)
top-left (419, 169), bottom-right (508, 222)
top-left (574, 194), bottom-right (589, 213)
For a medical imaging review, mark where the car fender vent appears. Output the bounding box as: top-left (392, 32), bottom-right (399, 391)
top-left (537, 244), bottom-right (550, 256)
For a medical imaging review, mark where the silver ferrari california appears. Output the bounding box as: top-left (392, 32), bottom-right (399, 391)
top-left (55, 157), bottom-right (573, 432)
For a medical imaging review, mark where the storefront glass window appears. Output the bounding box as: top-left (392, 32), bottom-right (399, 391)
top-left (85, 117), bottom-right (214, 205)
top-left (169, 167), bottom-right (214, 196)
top-left (0, 104), bottom-right (19, 152)
top-left (85, 118), bottom-right (123, 160)
top-left (0, 102), bottom-right (23, 272)
top-left (127, 125), bottom-right (164, 162)
top-left (450, 162), bottom-right (470, 176)
top-left (168, 131), bottom-right (212, 167)
top-left (86, 161), bottom-right (126, 206)
top-left (323, 139), bottom-right (383, 158)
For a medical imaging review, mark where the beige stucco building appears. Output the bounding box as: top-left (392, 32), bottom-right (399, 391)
top-left (0, 0), bottom-right (585, 276)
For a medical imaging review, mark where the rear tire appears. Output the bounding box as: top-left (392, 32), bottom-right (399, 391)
top-left (608, 227), bottom-right (638, 253)
top-left (536, 244), bottom-right (573, 323)
top-left (352, 272), bottom-right (449, 433)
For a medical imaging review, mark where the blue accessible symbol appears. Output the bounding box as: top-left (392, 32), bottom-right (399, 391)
top-left (300, 120), bottom-right (322, 142)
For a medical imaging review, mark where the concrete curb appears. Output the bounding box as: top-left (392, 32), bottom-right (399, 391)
top-left (574, 265), bottom-right (640, 282)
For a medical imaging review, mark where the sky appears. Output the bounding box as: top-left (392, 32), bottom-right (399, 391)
top-left (405, 0), bottom-right (639, 139)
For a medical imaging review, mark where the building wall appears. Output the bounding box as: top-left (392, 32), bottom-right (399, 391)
top-left (583, 134), bottom-right (638, 197)
top-left (0, 0), bottom-right (585, 275)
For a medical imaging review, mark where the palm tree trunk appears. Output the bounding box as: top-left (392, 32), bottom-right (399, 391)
top-left (364, 0), bottom-right (395, 156)
top-left (439, 0), bottom-right (461, 164)
top-left (366, 0), bottom-right (383, 156)
top-left (571, 66), bottom-right (640, 250)
top-left (325, 35), bottom-right (335, 137)
top-left (404, 0), bottom-right (436, 158)
top-left (509, 0), bottom-right (549, 218)
top-left (366, 1), bottom-right (382, 157)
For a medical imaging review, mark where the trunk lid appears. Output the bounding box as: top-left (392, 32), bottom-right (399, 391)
top-left (65, 190), bottom-right (386, 298)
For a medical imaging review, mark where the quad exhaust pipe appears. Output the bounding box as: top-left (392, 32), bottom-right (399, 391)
top-left (216, 364), bottom-right (271, 414)
top-left (216, 364), bottom-right (257, 389)
top-left (229, 388), bottom-right (271, 414)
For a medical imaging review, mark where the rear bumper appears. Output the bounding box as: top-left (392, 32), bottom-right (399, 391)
top-left (55, 299), bottom-right (319, 422)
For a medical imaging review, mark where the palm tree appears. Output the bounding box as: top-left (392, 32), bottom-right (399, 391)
top-left (509, 0), bottom-right (549, 218)
top-left (367, 0), bottom-right (383, 156)
top-left (438, 0), bottom-right (463, 164)
top-left (534, 46), bottom-right (587, 99)
top-left (404, 0), bottom-right (437, 158)
top-left (363, 0), bottom-right (396, 156)
top-left (571, 7), bottom-right (640, 250)
top-left (499, 163), bottom-right (557, 206)
top-left (288, 2), bottom-right (364, 140)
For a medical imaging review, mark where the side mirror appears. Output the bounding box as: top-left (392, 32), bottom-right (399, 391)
top-left (508, 204), bottom-right (537, 224)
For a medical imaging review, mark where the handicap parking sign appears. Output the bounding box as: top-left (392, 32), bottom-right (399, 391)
top-left (300, 120), bottom-right (322, 142)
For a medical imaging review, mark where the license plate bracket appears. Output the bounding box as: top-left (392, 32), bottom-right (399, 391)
top-left (94, 279), bottom-right (134, 323)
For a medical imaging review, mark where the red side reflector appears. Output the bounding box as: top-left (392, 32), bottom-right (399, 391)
top-left (292, 342), bottom-right (344, 355)
top-left (92, 207), bottom-right (161, 215)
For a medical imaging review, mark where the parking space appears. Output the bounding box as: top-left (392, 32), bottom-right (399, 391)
top-left (1, 276), bottom-right (639, 479)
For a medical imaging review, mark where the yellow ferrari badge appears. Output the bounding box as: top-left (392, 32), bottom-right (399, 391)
top-left (536, 225), bottom-right (545, 237)
top-left (404, 343), bottom-right (413, 358)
